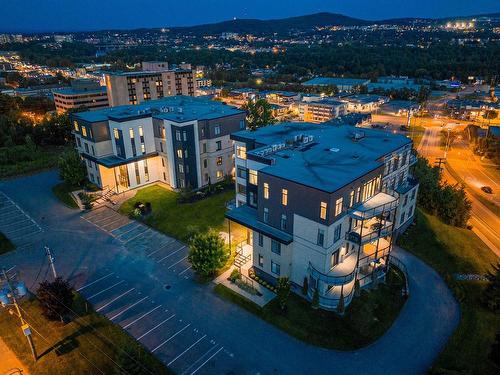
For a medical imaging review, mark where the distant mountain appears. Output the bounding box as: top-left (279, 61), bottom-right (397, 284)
top-left (168, 12), bottom-right (500, 35)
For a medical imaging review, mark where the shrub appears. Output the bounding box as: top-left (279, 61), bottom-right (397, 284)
top-left (311, 288), bottom-right (320, 309)
top-left (277, 277), bottom-right (291, 311)
top-left (188, 230), bottom-right (229, 277)
top-left (302, 277), bottom-right (308, 295)
top-left (36, 277), bottom-right (74, 322)
top-left (229, 269), bottom-right (241, 282)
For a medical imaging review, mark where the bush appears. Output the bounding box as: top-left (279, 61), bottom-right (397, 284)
top-left (311, 288), bottom-right (319, 309)
top-left (277, 277), bottom-right (291, 311)
top-left (302, 277), bottom-right (308, 295)
top-left (78, 192), bottom-right (93, 210)
top-left (229, 269), bottom-right (241, 282)
top-left (188, 230), bottom-right (229, 277)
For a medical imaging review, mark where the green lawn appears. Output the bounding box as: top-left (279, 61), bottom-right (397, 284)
top-left (397, 209), bottom-right (499, 375)
top-left (119, 184), bottom-right (233, 242)
top-left (0, 145), bottom-right (67, 179)
top-left (52, 182), bottom-right (78, 209)
top-left (214, 267), bottom-right (407, 350)
top-left (0, 231), bottom-right (14, 255)
top-left (0, 294), bottom-right (172, 375)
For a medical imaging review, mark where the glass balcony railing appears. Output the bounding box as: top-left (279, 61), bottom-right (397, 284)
top-left (308, 256), bottom-right (357, 286)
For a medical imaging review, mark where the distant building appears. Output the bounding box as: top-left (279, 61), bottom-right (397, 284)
top-left (196, 78), bottom-right (212, 88)
top-left (341, 94), bottom-right (388, 113)
top-left (367, 76), bottom-right (429, 92)
top-left (446, 99), bottom-right (500, 120)
top-left (53, 79), bottom-right (108, 113)
top-left (105, 62), bottom-right (195, 107)
top-left (71, 96), bottom-right (246, 192)
top-left (302, 77), bottom-right (370, 92)
top-left (298, 98), bottom-right (347, 123)
top-left (379, 101), bottom-right (420, 117)
top-left (265, 91), bottom-right (300, 105)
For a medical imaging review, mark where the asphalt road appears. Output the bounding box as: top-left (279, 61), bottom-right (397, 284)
top-left (417, 126), bottom-right (500, 257)
top-left (0, 171), bottom-right (459, 375)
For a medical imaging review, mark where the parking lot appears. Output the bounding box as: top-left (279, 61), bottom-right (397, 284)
top-left (73, 269), bottom-right (233, 375)
top-left (0, 190), bottom-right (42, 246)
top-left (82, 207), bottom-right (193, 278)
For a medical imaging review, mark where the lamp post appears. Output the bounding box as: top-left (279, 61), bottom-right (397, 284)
top-left (0, 269), bottom-right (37, 361)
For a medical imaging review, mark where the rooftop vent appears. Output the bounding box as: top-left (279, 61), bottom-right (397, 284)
top-left (329, 147), bottom-right (340, 152)
top-left (350, 130), bottom-right (365, 141)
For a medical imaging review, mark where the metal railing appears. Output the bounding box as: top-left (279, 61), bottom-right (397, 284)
top-left (348, 190), bottom-right (399, 220)
top-left (388, 254), bottom-right (410, 296)
top-left (308, 282), bottom-right (356, 310)
top-left (358, 244), bottom-right (391, 265)
top-left (308, 259), bottom-right (356, 286)
top-left (346, 223), bottom-right (393, 245)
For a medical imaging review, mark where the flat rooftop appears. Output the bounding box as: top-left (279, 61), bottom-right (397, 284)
top-left (303, 77), bottom-right (370, 87)
top-left (232, 122), bottom-right (412, 193)
top-left (73, 96), bottom-right (244, 123)
top-left (53, 86), bottom-right (107, 96)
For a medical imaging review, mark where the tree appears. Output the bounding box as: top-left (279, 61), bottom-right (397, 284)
top-left (36, 277), bottom-right (74, 321)
top-left (481, 264), bottom-right (500, 313)
top-left (301, 277), bottom-right (308, 295)
top-left (483, 110), bottom-right (498, 123)
top-left (242, 99), bottom-right (276, 131)
top-left (58, 149), bottom-right (87, 187)
top-left (436, 184), bottom-right (471, 228)
top-left (337, 290), bottom-right (345, 314)
top-left (188, 230), bottom-right (229, 277)
top-left (490, 332), bottom-right (500, 367)
top-left (277, 277), bottom-right (291, 311)
top-left (311, 288), bottom-right (320, 310)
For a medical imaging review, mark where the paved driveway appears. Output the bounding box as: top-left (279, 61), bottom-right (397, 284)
top-left (0, 171), bottom-right (460, 375)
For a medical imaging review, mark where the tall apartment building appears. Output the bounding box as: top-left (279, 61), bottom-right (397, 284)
top-left (52, 79), bottom-right (108, 113)
top-left (105, 62), bottom-right (195, 107)
top-left (298, 98), bottom-right (347, 123)
top-left (226, 122), bottom-right (418, 310)
top-left (71, 96), bottom-right (245, 192)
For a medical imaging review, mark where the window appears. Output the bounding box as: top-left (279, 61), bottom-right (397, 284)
top-left (141, 144), bottom-right (145, 154)
top-left (356, 187), bottom-right (361, 203)
top-left (280, 214), bottom-right (287, 230)
top-left (249, 192), bottom-right (257, 207)
top-left (317, 229), bottom-right (325, 246)
top-left (82, 126), bottom-right (87, 137)
top-left (334, 224), bottom-right (342, 242)
top-left (216, 170), bottom-right (223, 179)
top-left (216, 156), bottom-right (222, 165)
top-left (258, 254), bottom-right (264, 267)
top-left (175, 130), bottom-right (181, 141)
top-left (160, 142), bottom-right (163, 152)
top-left (144, 160), bottom-right (149, 182)
top-left (330, 250), bottom-right (340, 268)
top-left (349, 190), bottom-right (355, 207)
top-left (73, 121), bottom-right (79, 131)
top-left (236, 145), bottom-right (247, 159)
top-left (239, 120), bottom-right (246, 130)
top-left (113, 128), bottom-right (120, 139)
top-left (183, 131), bottom-right (187, 141)
top-left (76, 137), bottom-right (81, 147)
top-left (237, 184), bottom-right (246, 194)
top-left (216, 141), bottom-right (222, 151)
top-left (214, 125), bottom-right (221, 135)
top-left (134, 162), bottom-right (141, 185)
top-left (400, 212), bottom-right (406, 224)
top-left (263, 207), bottom-right (269, 223)
top-left (163, 172), bottom-right (166, 181)
top-left (248, 169), bottom-right (258, 185)
top-left (320, 202), bottom-right (327, 220)
top-left (202, 143), bottom-right (207, 153)
top-left (84, 143), bottom-right (89, 153)
top-left (271, 240), bottom-right (281, 255)
top-left (177, 149), bottom-right (183, 158)
top-left (281, 189), bottom-right (288, 206)
top-left (411, 189), bottom-right (416, 201)
top-left (129, 128), bottom-right (134, 139)
top-left (403, 195), bottom-right (408, 207)
top-left (91, 145), bottom-right (95, 156)
top-left (184, 150), bottom-right (188, 158)
top-left (237, 166), bottom-right (246, 179)
top-left (258, 233), bottom-right (263, 247)
top-left (335, 197), bottom-right (343, 216)
top-left (178, 164), bottom-right (184, 173)
top-left (263, 183), bottom-right (269, 199)
top-left (161, 158), bottom-right (165, 167)
top-left (271, 261), bottom-right (280, 275)
top-left (203, 159), bottom-right (208, 168)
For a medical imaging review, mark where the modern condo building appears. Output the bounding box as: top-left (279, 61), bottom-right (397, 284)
top-left (71, 96), bottom-right (246, 193)
top-left (226, 122), bottom-right (418, 310)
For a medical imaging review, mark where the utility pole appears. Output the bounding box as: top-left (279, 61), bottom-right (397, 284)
top-left (45, 246), bottom-right (57, 279)
top-left (435, 157), bottom-right (446, 171)
top-left (444, 127), bottom-right (452, 159)
top-left (1, 269), bottom-right (37, 362)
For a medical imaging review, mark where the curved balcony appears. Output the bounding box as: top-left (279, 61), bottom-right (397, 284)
top-left (308, 279), bottom-right (356, 310)
top-left (346, 218), bottom-right (394, 245)
top-left (349, 190), bottom-right (399, 220)
top-left (308, 253), bottom-right (357, 286)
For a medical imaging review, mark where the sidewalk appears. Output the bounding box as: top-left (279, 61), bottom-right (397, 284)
top-left (0, 337), bottom-right (29, 375)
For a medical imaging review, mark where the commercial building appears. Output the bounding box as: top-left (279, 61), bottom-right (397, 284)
top-left (226, 122), bottom-right (418, 310)
top-left (53, 79), bottom-right (108, 113)
top-left (379, 100), bottom-right (420, 117)
top-left (342, 94), bottom-right (388, 113)
top-left (71, 96), bottom-right (246, 192)
top-left (298, 98), bottom-right (347, 123)
top-left (302, 77), bottom-right (370, 92)
top-left (105, 62), bottom-right (195, 107)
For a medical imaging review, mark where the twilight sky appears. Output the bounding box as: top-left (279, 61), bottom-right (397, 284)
top-left (1, 0), bottom-right (499, 32)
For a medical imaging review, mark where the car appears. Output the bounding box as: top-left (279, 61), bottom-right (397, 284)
top-left (481, 186), bottom-right (493, 194)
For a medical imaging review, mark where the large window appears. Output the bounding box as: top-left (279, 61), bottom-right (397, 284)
top-left (335, 197), bottom-right (343, 216)
top-left (214, 125), bottom-right (221, 135)
top-left (317, 229), bottom-right (325, 247)
top-left (271, 261), bottom-right (280, 275)
top-left (330, 250), bottom-right (340, 268)
top-left (320, 201), bottom-right (327, 220)
top-left (237, 166), bottom-right (247, 179)
top-left (281, 189), bottom-right (288, 206)
top-left (248, 169), bottom-right (258, 185)
top-left (216, 156), bottom-right (223, 165)
top-left (334, 224), bottom-right (342, 242)
top-left (236, 145), bottom-right (247, 159)
top-left (263, 207), bottom-right (269, 223)
top-left (349, 190), bottom-right (355, 207)
top-left (263, 183), bottom-right (269, 199)
top-left (216, 141), bottom-right (222, 151)
top-left (280, 214), bottom-right (287, 230)
top-left (258, 233), bottom-right (263, 247)
top-left (271, 240), bottom-right (281, 255)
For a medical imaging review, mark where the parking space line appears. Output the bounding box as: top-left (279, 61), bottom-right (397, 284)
top-left (0, 218), bottom-right (31, 227)
top-left (152, 324), bottom-right (191, 353)
top-left (167, 256), bottom-right (188, 269)
top-left (156, 246), bottom-right (186, 263)
top-left (87, 280), bottom-right (125, 300)
top-left (178, 266), bottom-right (192, 275)
top-left (109, 296), bottom-right (148, 321)
top-left (146, 240), bottom-right (175, 258)
top-left (76, 272), bottom-right (114, 291)
top-left (123, 305), bottom-right (162, 329)
top-left (137, 314), bottom-right (176, 340)
top-left (190, 346), bottom-right (224, 375)
top-left (100, 215), bottom-right (127, 228)
top-left (96, 288), bottom-right (135, 312)
top-left (123, 228), bottom-right (152, 244)
top-left (5, 265), bottom-right (16, 273)
top-left (4, 223), bottom-right (39, 234)
top-left (168, 335), bottom-right (206, 366)
top-left (10, 230), bottom-right (41, 241)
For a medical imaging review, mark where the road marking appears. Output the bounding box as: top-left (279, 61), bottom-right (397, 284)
top-left (152, 324), bottom-right (191, 353)
top-left (122, 305), bottom-right (162, 329)
top-left (76, 273), bottom-right (114, 291)
top-left (5, 265), bottom-right (16, 274)
top-left (178, 266), bottom-right (192, 275)
top-left (168, 335), bottom-right (206, 366)
top-left (100, 215), bottom-right (127, 229)
top-left (4, 224), bottom-right (39, 233)
top-left (0, 218), bottom-right (33, 228)
top-left (109, 296), bottom-right (148, 321)
top-left (123, 228), bottom-right (152, 244)
top-left (96, 288), bottom-right (135, 312)
top-left (190, 346), bottom-right (224, 375)
top-left (86, 280), bottom-right (125, 300)
top-left (156, 246), bottom-right (186, 263)
top-left (146, 240), bottom-right (175, 257)
top-left (137, 314), bottom-right (176, 340)
top-left (167, 256), bottom-right (188, 269)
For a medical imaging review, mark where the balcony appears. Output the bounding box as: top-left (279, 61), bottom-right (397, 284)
top-left (311, 279), bottom-right (356, 310)
top-left (408, 150), bottom-right (418, 166)
top-left (346, 217), bottom-right (394, 245)
top-left (395, 176), bottom-right (419, 195)
top-left (308, 252), bottom-right (357, 286)
top-left (358, 237), bottom-right (391, 266)
top-left (349, 191), bottom-right (398, 220)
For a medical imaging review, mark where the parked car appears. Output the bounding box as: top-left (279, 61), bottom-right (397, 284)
top-left (481, 186), bottom-right (493, 194)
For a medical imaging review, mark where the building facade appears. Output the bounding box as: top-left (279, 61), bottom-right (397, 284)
top-left (226, 123), bottom-right (419, 310)
top-left (71, 96), bottom-right (246, 192)
top-left (53, 79), bottom-right (108, 113)
top-left (298, 99), bottom-right (347, 123)
top-left (105, 63), bottom-right (195, 107)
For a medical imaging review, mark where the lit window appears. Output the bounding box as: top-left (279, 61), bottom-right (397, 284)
top-left (349, 190), bottom-right (355, 207)
top-left (335, 197), bottom-right (343, 216)
top-left (141, 144), bottom-right (145, 154)
top-left (320, 202), bottom-right (327, 220)
top-left (281, 189), bottom-right (288, 206)
top-left (177, 149), bottom-right (183, 158)
top-left (82, 126), bottom-right (87, 137)
top-left (113, 128), bottom-right (119, 139)
top-left (73, 121), bottom-right (79, 131)
top-left (236, 145), bottom-right (247, 159)
top-left (263, 183), bottom-right (269, 199)
top-left (216, 170), bottom-right (223, 179)
top-left (129, 128), bottom-right (134, 138)
top-left (217, 156), bottom-right (223, 165)
top-left (248, 169), bottom-right (258, 185)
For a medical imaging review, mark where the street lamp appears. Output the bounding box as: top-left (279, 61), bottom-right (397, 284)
top-left (0, 269), bottom-right (37, 361)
